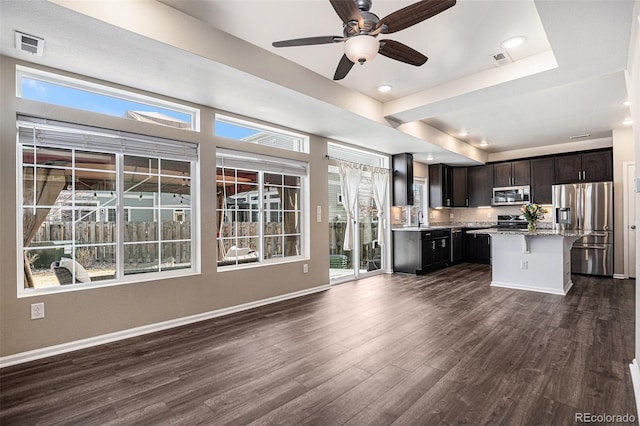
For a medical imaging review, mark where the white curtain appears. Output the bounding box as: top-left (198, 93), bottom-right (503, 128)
top-left (371, 167), bottom-right (389, 246)
top-left (338, 162), bottom-right (362, 251)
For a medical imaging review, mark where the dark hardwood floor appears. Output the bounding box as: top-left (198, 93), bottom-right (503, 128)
top-left (0, 264), bottom-right (636, 425)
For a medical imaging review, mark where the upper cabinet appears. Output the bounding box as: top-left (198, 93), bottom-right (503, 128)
top-left (392, 153), bottom-right (414, 206)
top-left (451, 167), bottom-right (468, 207)
top-left (554, 149), bottom-right (612, 184)
top-left (493, 160), bottom-right (530, 187)
top-left (429, 164), bottom-right (452, 208)
top-left (468, 165), bottom-right (493, 207)
top-left (530, 157), bottom-right (554, 204)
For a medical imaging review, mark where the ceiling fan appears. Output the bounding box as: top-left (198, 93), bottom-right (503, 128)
top-left (272, 0), bottom-right (456, 80)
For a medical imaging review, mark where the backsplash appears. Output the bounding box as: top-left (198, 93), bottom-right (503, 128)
top-left (392, 204), bottom-right (553, 228)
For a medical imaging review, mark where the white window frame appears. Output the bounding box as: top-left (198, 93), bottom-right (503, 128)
top-left (16, 65), bottom-right (200, 131)
top-left (216, 149), bottom-right (308, 270)
top-left (17, 117), bottom-right (200, 297)
top-left (215, 114), bottom-right (309, 153)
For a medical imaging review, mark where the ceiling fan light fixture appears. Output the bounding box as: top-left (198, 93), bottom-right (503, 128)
top-left (377, 84), bottom-right (392, 92)
top-left (345, 35), bottom-right (379, 65)
top-left (501, 36), bottom-right (526, 49)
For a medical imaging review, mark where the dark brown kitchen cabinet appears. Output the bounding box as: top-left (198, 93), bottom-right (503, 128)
top-left (451, 167), bottom-right (468, 207)
top-left (554, 149), bottom-right (612, 184)
top-left (530, 157), bottom-right (554, 204)
top-left (392, 153), bottom-right (413, 205)
top-left (393, 229), bottom-right (450, 274)
top-left (463, 229), bottom-right (491, 264)
top-left (468, 165), bottom-right (493, 207)
top-left (493, 160), bottom-right (530, 187)
top-left (429, 164), bottom-right (452, 208)
top-left (580, 150), bottom-right (613, 182)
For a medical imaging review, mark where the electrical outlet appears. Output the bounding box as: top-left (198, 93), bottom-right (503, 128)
top-left (303, 264), bottom-right (309, 273)
top-left (449, 213), bottom-right (454, 219)
top-left (429, 212), bottom-right (434, 219)
top-left (520, 261), bottom-right (528, 269)
top-left (487, 212), bottom-right (492, 219)
top-left (31, 302), bottom-right (44, 320)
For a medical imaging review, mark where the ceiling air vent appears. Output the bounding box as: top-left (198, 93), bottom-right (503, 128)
top-left (570, 133), bottom-right (591, 140)
top-left (15, 31), bottom-right (44, 56)
top-left (491, 51), bottom-right (512, 66)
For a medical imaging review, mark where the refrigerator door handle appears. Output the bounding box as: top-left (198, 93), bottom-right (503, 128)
top-left (575, 244), bottom-right (609, 250)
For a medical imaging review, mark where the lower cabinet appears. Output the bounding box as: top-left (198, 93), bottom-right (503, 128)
top-left (463, 229), bottom-right (491, 264)
top-left (393, 228), bottom-right (490, 274)
top-left (393, 230), bottom-right (450, 274)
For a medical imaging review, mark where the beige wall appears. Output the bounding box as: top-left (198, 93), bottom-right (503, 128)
top-left (613, 127), bottom-right (635, 277)
top-left (0, 56), bottom-right (332, 357)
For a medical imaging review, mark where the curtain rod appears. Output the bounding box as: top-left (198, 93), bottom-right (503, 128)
top-left (325, 155), bottom-right (392, 171)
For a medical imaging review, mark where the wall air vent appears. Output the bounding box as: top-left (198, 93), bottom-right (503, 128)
top-left (491, 51), bottom-right (512, 66)
top-left (15, 32), bottom-right (44, 56)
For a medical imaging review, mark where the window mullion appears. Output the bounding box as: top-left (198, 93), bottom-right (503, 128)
top-left (157, 159), bottom-right (162, 272)
top-left (71, 149), bottom-right (76, 282)
top-left (116, 154), bottom-right (124, 280)
top-left (259, 171), bottom-right (264, 262)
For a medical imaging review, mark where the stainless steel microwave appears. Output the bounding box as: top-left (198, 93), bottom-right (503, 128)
top-left (492, 185), bottom-right (531, 206)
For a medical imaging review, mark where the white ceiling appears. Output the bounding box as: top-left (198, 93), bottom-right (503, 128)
top-left (1, 0), bottom-right (637, 165)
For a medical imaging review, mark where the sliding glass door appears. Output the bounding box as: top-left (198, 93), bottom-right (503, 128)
top-left (328, 165), bottom-right (384, 282)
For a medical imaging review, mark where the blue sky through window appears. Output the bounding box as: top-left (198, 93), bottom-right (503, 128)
top-left (21, 77), bottom-right (192, 124)
top-left (215, 121), bottom-right (260, 140)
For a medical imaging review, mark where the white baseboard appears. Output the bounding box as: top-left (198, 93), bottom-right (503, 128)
top-left (0, 283), bottom-right (331, 369)
top-left (613, 274), bottom-right (628, 280)
top-left (490, 280), bottom-right (572, 296)
top-left (630, 359), bottom-right (640, 416)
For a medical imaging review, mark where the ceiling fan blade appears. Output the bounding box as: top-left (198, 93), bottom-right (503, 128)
top-left (377, 0), bottom-right (456, 34)
top-left (329, 0), bottom-right (364, 27)
top-left (333, 54), bottom-right (355, 80)
top-left (379, 40), bottom-right (428, 66)
top-left (273, 36), bottom-right (344, 48)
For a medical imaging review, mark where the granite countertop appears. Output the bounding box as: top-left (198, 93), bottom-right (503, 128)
top-left (466, 228), bottom-right (589, 237)
top-left (392, 222), bottom-right (496, 231)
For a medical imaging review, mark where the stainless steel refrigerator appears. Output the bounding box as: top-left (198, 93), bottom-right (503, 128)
top-left (552, 181), bottom-right (613, 276)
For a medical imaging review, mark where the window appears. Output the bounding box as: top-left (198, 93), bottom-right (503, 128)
top-left (17, 66), bottom-right (199, 131)
top-left (216, 149), bottom-right (306, 267)
top-left (18, 116), bottom-right (198, 292)
top-left (215, 114), bottom-right (308, 153)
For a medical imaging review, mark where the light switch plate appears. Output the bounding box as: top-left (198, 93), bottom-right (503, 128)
top-left (316, 205), bottom-right (322, 222)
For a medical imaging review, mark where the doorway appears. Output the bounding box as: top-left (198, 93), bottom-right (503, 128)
top-left (624, 162), bottom-right (636, 278)
top-left (328, 165), bottom-right (385, 283)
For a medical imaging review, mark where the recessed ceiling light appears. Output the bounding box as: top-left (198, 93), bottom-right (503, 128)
top-left (479, 141), bottom-right (489, 147)
top-left (623, 100), bottom-right (631, 107)
top-left (377, 84), bottom-right (392, 93)
top-left (501, 36), bottom-right (526, 49)
top-left (459, 131), bottom-right (469, 137)
top-left (426, 154), bottom-right (434, 161)
top-left (622, 118), bottom-right (633, 126)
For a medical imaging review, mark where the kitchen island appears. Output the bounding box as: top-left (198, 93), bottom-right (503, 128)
top-left (468, 228), bottom-right (588, 295)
